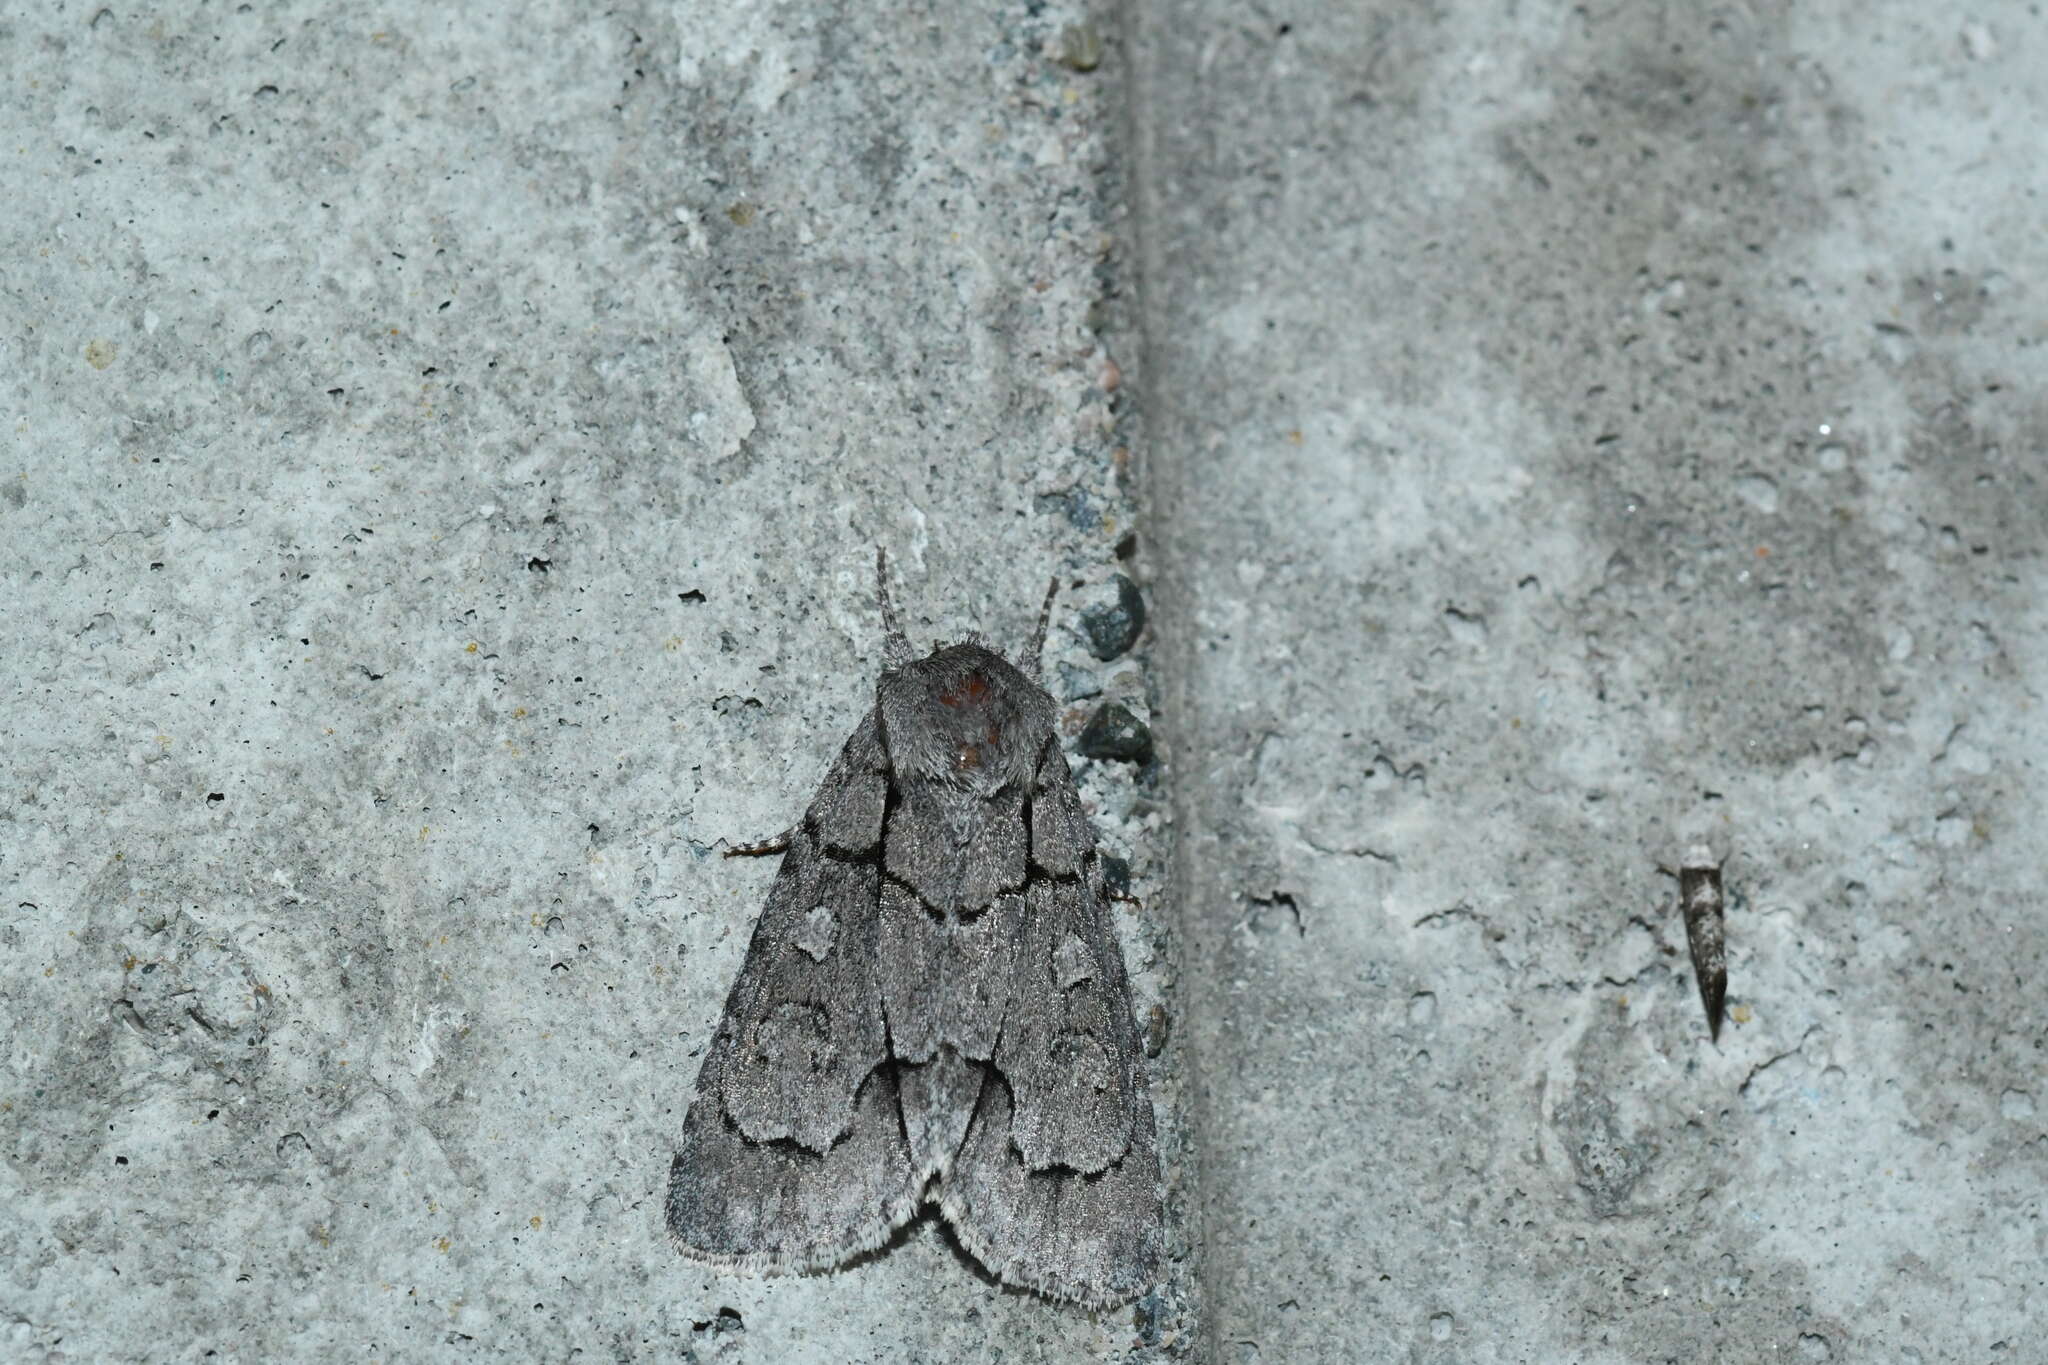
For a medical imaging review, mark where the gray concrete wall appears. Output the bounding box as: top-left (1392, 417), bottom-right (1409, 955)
top-left (4, 0), bottom-right (2041, 1360)
top-left (2, 2), bottom-right (1186, 1359)
top-left (1133, 2), bottom-right (2047, 1360)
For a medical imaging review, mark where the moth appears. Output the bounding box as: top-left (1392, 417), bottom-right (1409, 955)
top-left (1674, 844), bottom-right (1728, 1041)
top-left (666, 551), bottom-right (1163, 1308)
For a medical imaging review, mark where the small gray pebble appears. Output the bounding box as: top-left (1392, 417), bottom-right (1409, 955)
top-left (1076, 702), bottom-right (1152, 762)
top-left (1080, 575), bottom-right (1147, 660)
top-left (1134, 1287), bottom-right (1166, 1345)
top-left (1140, 1002), bottom-right (1170, 1060)
top-left (1057, 22), bottom-right (1104, 73)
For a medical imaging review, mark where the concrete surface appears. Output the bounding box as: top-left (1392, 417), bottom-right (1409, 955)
top-left (2, 2), bottom-right (1185, 1360)
top-left (1132, 1), bottom-right (2047, 1361)
top-left (4, 0), bottom-right (2043, 1361)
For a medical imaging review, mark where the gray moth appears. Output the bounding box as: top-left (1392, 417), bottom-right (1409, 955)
top-left (1675, 844), bottom-right (1728, 1042)
top-left (666, 550), bottom-right (1164, 1309)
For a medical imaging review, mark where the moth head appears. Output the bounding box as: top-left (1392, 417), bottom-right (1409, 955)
top-left (878, 642), bottom-right (1054, 792)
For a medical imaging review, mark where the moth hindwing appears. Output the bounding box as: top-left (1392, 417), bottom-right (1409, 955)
top-left (665, 551), bottom-right (1163, 1308)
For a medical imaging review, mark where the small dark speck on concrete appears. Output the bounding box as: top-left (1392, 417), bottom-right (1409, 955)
top-left (1081, 574), bottom-right (1147, 659)
top-left (1057, 22), bottom-right (1104, 72)
top-left (1037, 486), bottom-right (1100, 531)
top-left (1100, 852), bottom-right (1131, 897)
top-left (1247, 890), bottom-right (1303, 936)
top-left (1142, 1001), bottom-right (1170, 1059)
top-left (679, 589), bottom-right (706, 604)
top-left (1134, 1288), bottom-right (1165, 1345)
top-left (1076, 701), bottom-right (1152, 762)
top-left (692, 1306), bottom-right (745, 1338)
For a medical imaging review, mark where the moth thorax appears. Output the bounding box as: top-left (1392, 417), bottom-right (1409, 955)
top-left (932, 667), bottom-right (1012, 776)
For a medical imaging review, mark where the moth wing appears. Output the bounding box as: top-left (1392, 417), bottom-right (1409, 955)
top-left (667, 1062), bottom-right (919, 1271)
top-left (939, 1057), bottom-right (1164, 1308)
top-left (938, 740), bottom-right (1164, 1306)
top-left (997, 744), bottom-right (1147, 1173)
top-left (667, 709), bottom-right (917, 1267)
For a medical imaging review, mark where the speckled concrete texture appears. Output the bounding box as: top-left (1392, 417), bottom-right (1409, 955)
top-left (7, 0), bottom-right (2045, 1360)
top-left (3, 2), bottom-right (1185, 1360)
top-left (1130, 2), bottom-right (2046, 1360)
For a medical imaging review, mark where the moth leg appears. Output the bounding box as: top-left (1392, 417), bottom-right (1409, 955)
top-left (723, 831), bottom-right (793, 858)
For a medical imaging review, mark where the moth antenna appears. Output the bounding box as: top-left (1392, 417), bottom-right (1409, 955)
top-left (1023, 574), bottom-right (1059, 676)
top-left (876, 546), bottom-right (913, 667)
